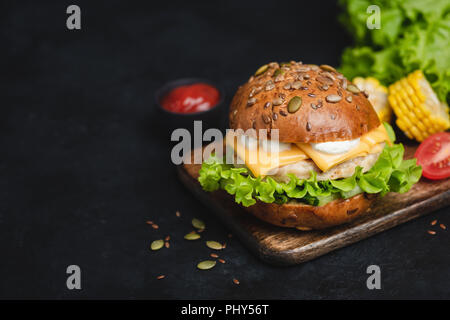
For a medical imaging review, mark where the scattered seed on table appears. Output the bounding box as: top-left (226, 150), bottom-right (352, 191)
top-left (146, 221), bottom-right (153, 225)
top-left (151, 240), bottom-right (164, 250)
top-left (192, 218), bottom-right (205, 230)
top-left (165, 241), bottom-right (170, 248)
top-left (210, 253), bottom-right (219, 258)
top-left (440, 224), bottom-right (446, 230)
top-left (176, 211), bottom-right (181, 217)
top-left (206, 241), bottom-right (223, 250)
top-left (222, 242), bottom-right (227, 249)
top-left (165, 236), bottom-right (170, 241)
top-left (431, 220), bottom-right (437, 226)
top-left (152, 224), bottom-right (159, 230)
top-left (428, 230), bottom-right (436, 235)
top-left (233, 279), bottom-right (240, 285)
top-left (184, 233), bottom-right (201, 240)
top-left (218, 259), bottom-right (226, 264)
top-left (197, 260), bottom-right (216, 270)
top-left (156, 275), bottom-right (165, 280)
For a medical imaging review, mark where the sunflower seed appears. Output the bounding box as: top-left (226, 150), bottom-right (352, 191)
top-left (197, 260), bottom-right (216, 270)
top-left (184, 232), bottom-right (201, 240)
top-left (317, 100), bottom-right (323, 108)
top-left (306, 122), bottom-right (311, 131)
top-left (292, 81), bottom-right (302, 90)
top-left (321, 71), bottom-right (336, 81)
top-left (265, 81), bottom-right (275, 91)
top-left (347, 84), bottom-right (360, 94)
top-left (346, 96), bottom-right (353, 103)
top-left (255, 64), bottom-right (269, 76)
top-left (272, 97), bottom-right (283, 106)
top-left (279, 110), bottom-right (288, 117)
top-left (283, 83), bottom-right (292, 90)
top-left (264, 102), bottom-right (271, 109)
top-left (247, 98), bottom-right (257, 106)
top-left (316, 76), bottom-right (333, 85)
top-left (326, 94), bottom-right (342, 103)
top-left (303, 73), bottom-right (310, 80)
top-left (192, 218), bottom-right (205, 229)
top-left (262, 114), bottom-right (271, 124)
top-left (341, 78), bottom-right (347, 90)
top-left (308, 93), bottom-right (316, 98)
top-left (310, 103), bottom-right (317, 110)
top-left (206, 241), bottom-right (223, 250)
top-left (297, 66), bottom-right (311, 72)
top-left (272, 113), bottom-right (278, 120)
top-left (288, 96), bottom-right (302, 113)
top-left (151, 240), bottom-right (164, 251)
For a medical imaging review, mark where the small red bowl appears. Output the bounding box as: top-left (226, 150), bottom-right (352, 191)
top-left (155, 78), bottom-right (226, 138)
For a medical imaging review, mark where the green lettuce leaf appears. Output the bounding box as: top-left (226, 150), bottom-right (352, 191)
top-left (198, 124), bottom-right (422, 207)
top-left (339, 0), bottom-right (450, 103)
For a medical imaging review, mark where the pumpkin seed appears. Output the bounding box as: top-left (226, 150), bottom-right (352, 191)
top-left (320, 64), bottom-right (337, 72)
top-left (151, 240), bottom-right (164, 251)
top-left (347, 84), bottom-right (360, 94)
top-left (192, 218), bottom-right (205, 230)
top-left (287, 96), bottom-right (302, 113)
top-left (255, 64), bottom-right (268, 76)
top-left (273, 68), bottom-right (284, 77)
top-left (326, 94), bottom-right (342, 103)
top-left (184, 233), bottom-right (200, 240)
top-left (206, 241), bottom-right (223, 250)
top-left (197, 260), bottom-right (216, 270)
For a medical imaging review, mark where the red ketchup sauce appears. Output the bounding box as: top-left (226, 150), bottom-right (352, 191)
top-left (160, 83), bottom-right (220, 114)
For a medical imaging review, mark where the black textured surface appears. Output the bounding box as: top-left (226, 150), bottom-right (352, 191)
top-left (0, 0), bottom-right (449, 299)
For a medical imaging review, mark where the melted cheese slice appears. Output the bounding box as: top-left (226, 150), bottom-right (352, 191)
top-left (225, 132), bottom-right (308, 177)
top-left (296, 124), bottom-right (391, 172)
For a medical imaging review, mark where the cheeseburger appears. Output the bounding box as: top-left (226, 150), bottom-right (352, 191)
top-left (198, 61), bottom-right (421, 230)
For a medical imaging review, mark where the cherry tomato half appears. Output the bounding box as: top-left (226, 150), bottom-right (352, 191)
top-left (414, 132), bottom-right (450, 180)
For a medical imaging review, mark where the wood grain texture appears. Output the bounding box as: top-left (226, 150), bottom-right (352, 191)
top-left (178, 146), bottom-right (450, 266)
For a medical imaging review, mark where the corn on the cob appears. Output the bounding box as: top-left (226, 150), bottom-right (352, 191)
top-left (388, 70), bottom-right (450, 142)
top-left (353, 77), bottom-right (392, 123)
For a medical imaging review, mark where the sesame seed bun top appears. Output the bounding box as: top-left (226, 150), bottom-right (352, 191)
top-left (229, 61), bottom-right (380, 143)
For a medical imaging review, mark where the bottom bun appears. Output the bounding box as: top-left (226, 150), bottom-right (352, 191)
top-left (244, 193), bottom-right (377, 230)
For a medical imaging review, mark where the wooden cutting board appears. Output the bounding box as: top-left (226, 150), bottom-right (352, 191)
top-left (178, 145), bottom-right (450, 266)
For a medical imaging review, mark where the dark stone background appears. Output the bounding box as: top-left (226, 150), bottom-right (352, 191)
top-left (0, 0), bottom-right (448, 299)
